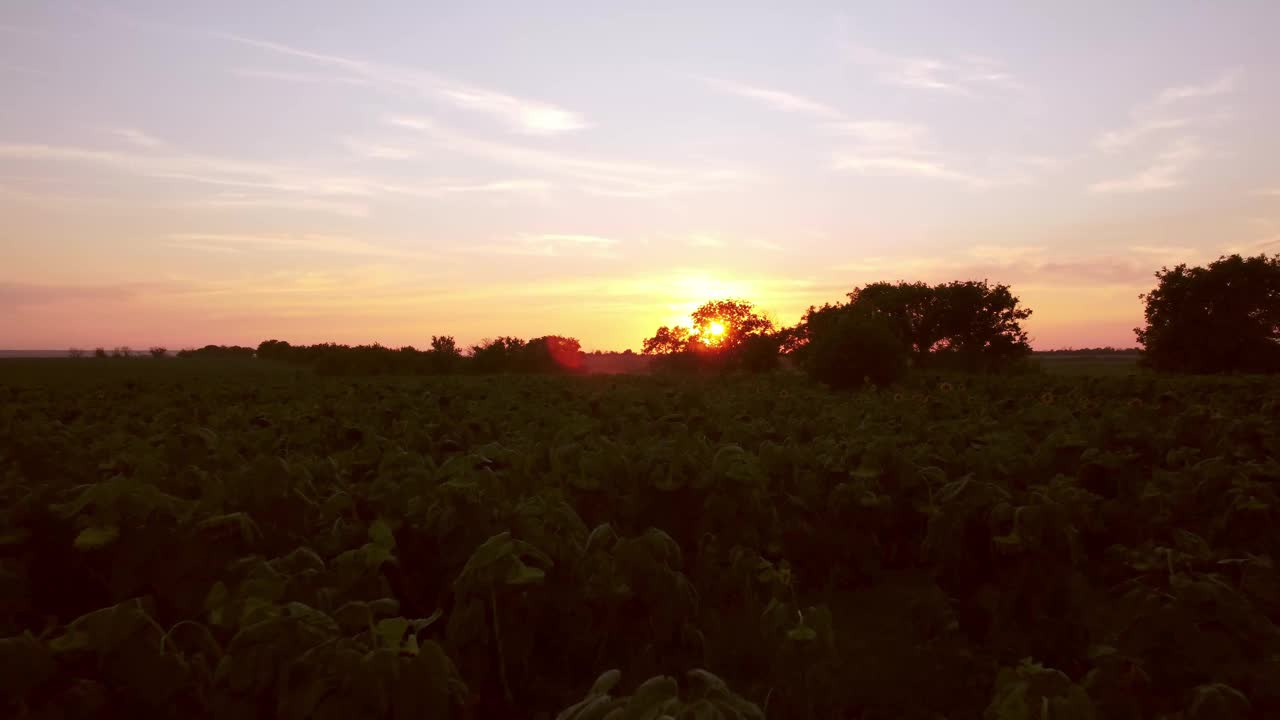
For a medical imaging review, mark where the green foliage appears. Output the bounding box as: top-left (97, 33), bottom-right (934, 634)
top-left (842, 279), bottom-right (1033, 369)
top-left (643, 299), bottom-right (780, 373)
top-left (1136, 253), bottom-right (1280, 373)
top-left (555, 669), bottom-right (764, 720)
top-left (794, 304), bottom-right (908, 388)
top-left (2, 366), bottom-right (1280, 717)
top-left (643, 325), bottom-right (693, 355)
top-left (256, 335), bottom-right (587, 376)
top-left (985, 660), bottom-right (1095, 719)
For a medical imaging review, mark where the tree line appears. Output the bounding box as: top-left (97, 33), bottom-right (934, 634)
top-left (636, 252), bottom-right (1280, 381)
top-left (254, 336), bottom-right (587, 376)
top-left (641, 279), bottom-right (1036, 388)
top-left (68, 252), bottom-right (1280, 377)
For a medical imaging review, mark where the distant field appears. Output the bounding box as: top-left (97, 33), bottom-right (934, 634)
top-left (0, 357), bottom-right (294, 385)
top-left (1032, 352), bottom-right (1143, 376)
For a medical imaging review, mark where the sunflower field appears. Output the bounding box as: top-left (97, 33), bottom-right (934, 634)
top-left (1, 362), bottom-right (1278, 719)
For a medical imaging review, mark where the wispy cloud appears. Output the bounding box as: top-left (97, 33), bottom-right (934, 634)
top-left (704, 78), bottom-right (842, 118)
top-left (1096, 118), bottom-right (1192, 153)
top-left (221, 33), bottom-right (589, 135)
top-left (969, 245), bottom-right (1047, 261)
top-left (828, 122), bottom-right (1019, 188)
top-left (834, 247), bottom-right (1174, 289)
top-left (1095, 70), bottom-right (1237, 152)
top-left (1129, 244), bottom-right (1195, 258)
top-left (386, 115), bottom-right (751, 198)
top-left (1254, 187), bottom-right (1280, 197)
top-left (706, 76), bottom-right (1040, 189)
top-left (747, 238), bottom-right (785, 252)
top-left (688, 234), bottom-right (727, 248)
top-left (464, 233), bottom-right (621, 258)
top-left (1156, 70), bottom-right (1240, 105)
top-left (233, 68), bottom-right (372, 86)
top-left (0, 140), bottom-right (552, 210)
top-left (833, 154), bottom-right (987, 186)
top-left (188, 194), bottom-right (371, 218)
top-left (0, 60), bottom-right (50, 75)
top-left (166, 232), bottom-right (421, 258)
top-left (343, 138), bottom-right (416, 160)
top-left (437, 88), bottom-right (588, 135)
top-left (110, 128), bottom-right (164, 148)
top-left (848, 46), bottom-right (1022, 96)
top-left (1090, 137), bottom-right (1203, 193)
top-left (824, 121), bottom-right (929, 149)
top-left (0, 281), bottom-right (158, 308)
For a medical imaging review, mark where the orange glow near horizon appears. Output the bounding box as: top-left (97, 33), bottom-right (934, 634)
top-left (0, 8), bottom-right (1269, 354)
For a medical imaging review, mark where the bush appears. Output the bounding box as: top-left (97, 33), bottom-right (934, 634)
top-left (799, 307), bottom-right (908, 389)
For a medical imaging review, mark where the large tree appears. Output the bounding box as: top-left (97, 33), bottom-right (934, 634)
top-left (793, 302), bottom-right (908, 388)
top-left (688, 299), bottom-right (775, 350)
top-left (642, 299), bottom-right (775, 355)
top-left (1136, 253), bottom-right (1280, 373)
top-left (847, 280), bottom-right (1032, 367)
top-left (641, 325), bottom-right (692, 355)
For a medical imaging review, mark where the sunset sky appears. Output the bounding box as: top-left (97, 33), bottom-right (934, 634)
top-left (3, 2), bottom-right (1279, 351)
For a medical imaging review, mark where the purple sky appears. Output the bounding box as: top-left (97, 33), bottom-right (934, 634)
top-left (3, 1), bottom-right (1279, 350)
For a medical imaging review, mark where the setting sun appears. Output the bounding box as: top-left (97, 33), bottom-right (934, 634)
top-left (698, 319), bottom-right (727, 346)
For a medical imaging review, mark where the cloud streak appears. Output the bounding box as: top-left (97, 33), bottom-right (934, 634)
top-left (220, 33), bottom-right (589, 135)
top-left (386, 116), bottom-right (751, 198)
top-left (1156, 70), bottom-right (1240, 105)
top-left (705, 76), bottom-right (1041, 188)
top-left (1095, 70), bottom-right (1237, 152)
top-left (1090, 137), bottom-right (1203, 193)
top-left (704, 78), bottom-right (842, 118)
top-left (848, 46), bottom-right (1023, 96)
top-left (0, 140), bottom-right (553, 211)
top-left (166, 232), bottom-right (423, 258)
top-left (463, 233), bottom-right (622, 258)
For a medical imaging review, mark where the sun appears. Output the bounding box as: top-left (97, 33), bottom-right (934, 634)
top-left (700, 320), bottom-right (727, 345)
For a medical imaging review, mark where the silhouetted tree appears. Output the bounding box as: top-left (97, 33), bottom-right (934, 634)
top-left (1136, 253), bottom-right (1280, 373)
top-left (732, 333), bottom-right (784, 372)
top-left (68, 348), bottom-right (85, 359)
top-left (523, 335), bottom-right (584, 372)
top-left (431, 335), bottom-right (459, 356)
top-left (176, 345), bottom-right (256, 360)
top-left (848, 280), bottom-right (1032, 369)
top-left (149, 347), bottom-right (167, 358)
top-left (690, 299), bottom-right (775, 350)
top-left (93, 347), bottom-right (107, 359)
top-left (257, 339), bottom-right (293, 361)
top-left (642, 326), bottom-right (692, 355)
top-left (794, 303), bottom-right (908, 388)
top-left (428, 335), bottom-right (462, 373)
top-left (470, 337), bottom-right (525, 373)
top-left (643, 299), bottom-right (780, 372)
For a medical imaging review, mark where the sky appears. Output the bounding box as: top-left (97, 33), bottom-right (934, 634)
top-left (2, 1), bottom-right (1279, 351)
